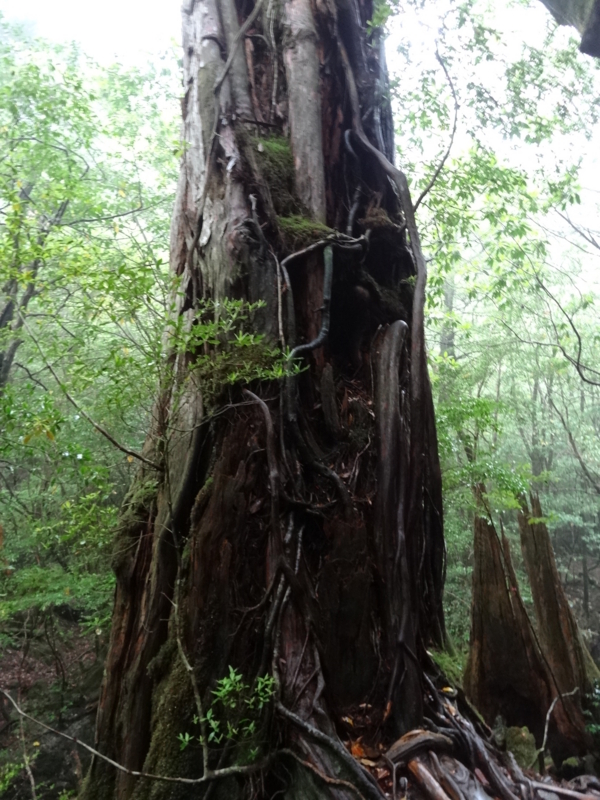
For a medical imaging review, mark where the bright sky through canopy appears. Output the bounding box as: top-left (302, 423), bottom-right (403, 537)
top-left (1, 0), bottom-right (181, 63)
top-left (2, 0), bottom-right (598, 205)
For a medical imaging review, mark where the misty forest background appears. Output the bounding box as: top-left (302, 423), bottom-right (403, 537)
top-left (1, 0), bottom-right (600, 792)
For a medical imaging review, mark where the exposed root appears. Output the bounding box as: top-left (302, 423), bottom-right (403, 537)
top-left (276, 702), bottom-right (385, 800)
top-left (279, 748), bottom-right (366, 799)
top-left (243, 389), bottom-right (281, 551)
top-left (286, 244), bottom-right (334, 423)
top-left (408, 759), bottom-right (453, 800)
top-left (386, 731), bottom-right (454, 763)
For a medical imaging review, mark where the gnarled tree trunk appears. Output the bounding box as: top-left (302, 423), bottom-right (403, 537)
top-left (81, 0), bottom-right (448, 798)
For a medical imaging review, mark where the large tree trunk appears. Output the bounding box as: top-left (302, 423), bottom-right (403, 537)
top-left (464, 504), bottom-right (553, 745)
top-left (518, 494), bottom-right (599, 743)
top-left (465, 489), bottom-right (592, 764)
top-left (80, 1), bottom-right (448, 798)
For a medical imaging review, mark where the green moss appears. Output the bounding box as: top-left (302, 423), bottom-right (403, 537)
top-left (131, 655), bottom-right (197, 800)
top-left (0, 761), bottom-right (23, 795)
top-left (111, 477), bottom-right (158, 573)
top-left (147, 636), bottom-right (177, 681)
top-left (120, 478), bottom-right (158, 525)
top-left (79, 766), bottom-right (115, 800)
top-left (277, 215), bottom-right (332, 250)
top-left (430, 647), bottom-right (467, 688)
top-left (252, 135), bottom-right (298, 217)
top-left (505, 726), bottom-right (537, 769)
top-left (253, 135), bottom-right (293, 169)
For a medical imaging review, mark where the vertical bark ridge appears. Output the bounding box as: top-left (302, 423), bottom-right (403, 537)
top-left (519, 493), bottom-right (599, 694)
top-left (464, 511), bottom-right (554, 743)
top-left (82, 0), bottom-right (452, 796)
top-left (282, 0), bottom-right (326, 221)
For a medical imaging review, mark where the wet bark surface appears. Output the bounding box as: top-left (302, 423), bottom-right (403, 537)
top-left (79, 0), bottom-right (600, 798)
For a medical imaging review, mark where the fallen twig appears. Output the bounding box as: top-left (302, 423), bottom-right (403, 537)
top-left (529, 687), bottom-right (580, 769)
top-left (0, 689), bottom-right (271, 786)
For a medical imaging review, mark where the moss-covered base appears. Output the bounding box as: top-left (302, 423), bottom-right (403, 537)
top-left (430, 648), bottom-right (467, 689)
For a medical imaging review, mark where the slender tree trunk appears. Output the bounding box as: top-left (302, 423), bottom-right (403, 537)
top-left (0, 199), bottom-right (68, 391)
top-left (81, 0), bottom-right (448, 798)
top-left (583, 548), bottom-right (589, 621)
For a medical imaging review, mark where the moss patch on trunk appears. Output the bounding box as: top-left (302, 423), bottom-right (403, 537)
top-left (277, 215), bottom-right (332, 249)
top-left (251, 135), bottom-right (298, 217)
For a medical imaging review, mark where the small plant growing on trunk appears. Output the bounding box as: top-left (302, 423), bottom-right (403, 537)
top-left (177, 667), bottom-right (275, 760)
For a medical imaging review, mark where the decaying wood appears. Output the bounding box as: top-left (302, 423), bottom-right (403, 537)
top-left (409, 759), bottom-right (453, 800)
top-left (428, 752), bottom-right (468, 800)
top-left (464, 511), bottom-right (554, 744)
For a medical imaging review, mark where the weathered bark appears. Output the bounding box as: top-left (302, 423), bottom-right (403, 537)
top-left (76, 0), bottom-right (464, 797)
top-left (464, 509), bottom-right (553, 744)
top-left (465, 491), bottom-right (592, 763)
top-left (518, 495), bottom-right (599, 721)
top-left (71, 0), bottom-right (600, 791)
top-left (282, 0), bottom-right (326, 221)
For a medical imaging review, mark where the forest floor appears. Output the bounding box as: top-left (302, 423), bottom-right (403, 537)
top-left (0, 612), bottom-right (105, 800)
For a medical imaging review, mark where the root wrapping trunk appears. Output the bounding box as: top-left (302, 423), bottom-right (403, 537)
top-left (78, 1), bottom-right (598, 799)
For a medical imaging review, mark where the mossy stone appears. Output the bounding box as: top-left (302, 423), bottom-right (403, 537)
top-left (562, 756), bottom-right (580, 768)
top-left (506, 726), bottom-right (537, 769)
